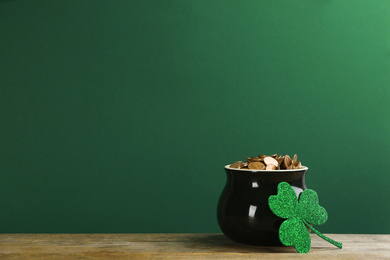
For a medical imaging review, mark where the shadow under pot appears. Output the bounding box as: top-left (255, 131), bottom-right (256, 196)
top-left (217, 165), bottom-right (308, 246)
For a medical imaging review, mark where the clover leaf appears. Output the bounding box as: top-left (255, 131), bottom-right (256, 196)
top-left (269, 182), bottom-right (342, 253)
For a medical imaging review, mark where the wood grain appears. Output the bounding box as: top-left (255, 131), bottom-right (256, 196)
top-left (0, 233), bottom-right (389, 259)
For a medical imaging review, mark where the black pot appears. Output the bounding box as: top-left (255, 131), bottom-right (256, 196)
top-left (217, 165), bottom-right (308, 246)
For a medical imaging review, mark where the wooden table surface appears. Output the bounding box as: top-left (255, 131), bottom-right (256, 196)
top-left (0, 233), bottom-right (389, 259)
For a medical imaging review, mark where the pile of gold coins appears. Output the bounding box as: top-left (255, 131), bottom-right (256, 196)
top-left (229, 154), bottom-right (304, 170)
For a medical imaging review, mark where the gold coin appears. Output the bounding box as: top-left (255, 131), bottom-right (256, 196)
top-left (266, 164), bottom-right (277, 170)
top-left (292, 154), bottom-right (298, 166)
top-left (264, 156), bottom-right (279, 166)
top-left (240, 162), bottom-right (248, 169)
top-left (296, 161), bottom-right (303, 168)
top-left (248, 162), bottom-right (265, 170)
top-left (276, 157), bottom-right (284, 165)
top-left (284, 155), bottom-right (292, 168)
top-left (230, 161), bottom-right (243, 168)
top-left (230, 153), bottom-right (303, 171)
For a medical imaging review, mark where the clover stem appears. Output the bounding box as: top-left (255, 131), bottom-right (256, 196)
top-left (303, 219), bottom-right (343, 249)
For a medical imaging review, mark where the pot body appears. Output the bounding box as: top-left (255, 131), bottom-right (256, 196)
top-left (217, 167), bottom-right (308, 246)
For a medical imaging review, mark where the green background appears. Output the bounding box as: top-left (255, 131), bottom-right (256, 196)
top-left (1, 0), bottom-right (389, 234)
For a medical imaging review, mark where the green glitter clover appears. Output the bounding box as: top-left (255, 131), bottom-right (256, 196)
top-left (268, 182), bottom-right (343, 253)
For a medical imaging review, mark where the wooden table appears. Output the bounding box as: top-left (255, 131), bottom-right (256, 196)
top-left (0, 233), bottom-right (389, 259)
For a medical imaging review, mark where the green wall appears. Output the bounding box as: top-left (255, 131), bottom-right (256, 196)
top-left (1, 0), bottom-right (389, 234)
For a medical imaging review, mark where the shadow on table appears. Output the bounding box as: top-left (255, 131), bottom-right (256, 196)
top-left (182, 234), bottom-right (337, 254)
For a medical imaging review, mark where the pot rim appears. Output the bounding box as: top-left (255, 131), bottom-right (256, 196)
top-left (224, 164), bottom-right (308, 172)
